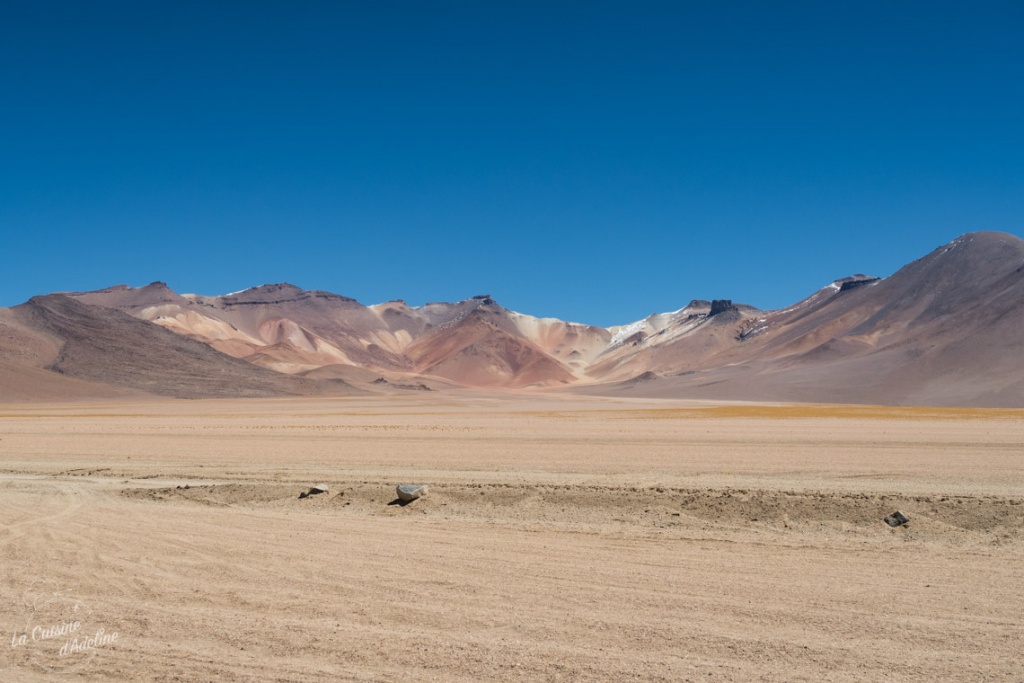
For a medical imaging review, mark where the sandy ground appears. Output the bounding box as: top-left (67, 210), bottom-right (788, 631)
top-left (0, 395), bottom-right (1021, 681)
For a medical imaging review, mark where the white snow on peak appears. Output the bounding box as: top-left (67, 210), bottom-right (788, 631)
top-left (608, 320), bottom-right (647, 346)
top-left (605, 304), bottom-right (700, 348)
top-left (221, 284), bottom-right (274, 297)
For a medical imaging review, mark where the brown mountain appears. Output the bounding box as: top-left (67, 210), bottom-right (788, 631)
top-left (403, 303), bottom-right (578, 387)
top-left (61, 285), bottom-right (605, 389)
top-left (587, 232), bottom-right (1024, 406)
top-left (0, 305), bottom-right (148, 402)
top-left (1, 231), bottom-right (1021, 405)
top-left (2, 294), bottom-right (356, 399)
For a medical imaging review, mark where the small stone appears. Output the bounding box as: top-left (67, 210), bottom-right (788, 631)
top-left (300, 483), bottom-right (329, 498)
top-left (396, 485), bottom-right (428, 502)
top-left (884, 511), bottom-right (910, 527)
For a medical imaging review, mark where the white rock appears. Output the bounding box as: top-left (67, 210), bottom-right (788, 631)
top-left (396, 485), bottom-right (428, 502)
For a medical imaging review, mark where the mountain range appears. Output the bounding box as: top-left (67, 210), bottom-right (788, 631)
top-left (1, 231), bottom-right (1022, 406)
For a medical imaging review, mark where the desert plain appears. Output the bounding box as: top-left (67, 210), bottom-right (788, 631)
top-left (0, 394), bottom-right (1021, 682)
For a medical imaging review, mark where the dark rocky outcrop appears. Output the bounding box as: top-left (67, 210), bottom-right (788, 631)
top-left (839, 277), bottom-right (881, 292)
top-left (708, 300), bottom-right (739, 317)
top-left (220, 283), bottom-right (359, 307)
top-left (632, 371), bottom-right (659, 382)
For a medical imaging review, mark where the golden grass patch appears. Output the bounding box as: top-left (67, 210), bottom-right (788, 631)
top-left (626, 404), bottom-right (1024, 420)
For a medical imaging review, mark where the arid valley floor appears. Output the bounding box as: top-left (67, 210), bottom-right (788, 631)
top-left (1, 396), bottom-right (1021, 681)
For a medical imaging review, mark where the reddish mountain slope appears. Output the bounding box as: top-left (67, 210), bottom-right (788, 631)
top-left (2, 231), bottom-right (1021, 405)
top-left (64, 286), bottom-right (592, 389)
top-left (6, 295), bottom-right (357, 399)
top-left (405, 308), bottom-right (576, 387)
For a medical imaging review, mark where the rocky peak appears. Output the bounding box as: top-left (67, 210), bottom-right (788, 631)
top-left (838, 276), bottom-right (881, 292)
top-left (708, 300), bottom-right (739, 317)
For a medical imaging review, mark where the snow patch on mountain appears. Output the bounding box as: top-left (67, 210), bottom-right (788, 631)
top-left (608, 320), bottom-right (646, 346)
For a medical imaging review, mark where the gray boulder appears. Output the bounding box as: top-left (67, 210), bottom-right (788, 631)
top-left (299, 483), bottom-right (330, 499)
top-left (396, 485), bottom-right (428, 502)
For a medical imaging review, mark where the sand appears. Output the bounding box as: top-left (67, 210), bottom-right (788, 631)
top-left (1, 395), bottom-right (1021, 681)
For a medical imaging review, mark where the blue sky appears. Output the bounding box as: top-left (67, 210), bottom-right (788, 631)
top-left (1, 1), bottom-right (1021, 326)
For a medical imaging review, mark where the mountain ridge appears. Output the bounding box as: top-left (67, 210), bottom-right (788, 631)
top-left (2, 231), bottom-right (1022, 406)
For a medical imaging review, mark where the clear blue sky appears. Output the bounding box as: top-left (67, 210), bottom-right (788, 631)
top-left (1, 1), bottom-right (1021, 326)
